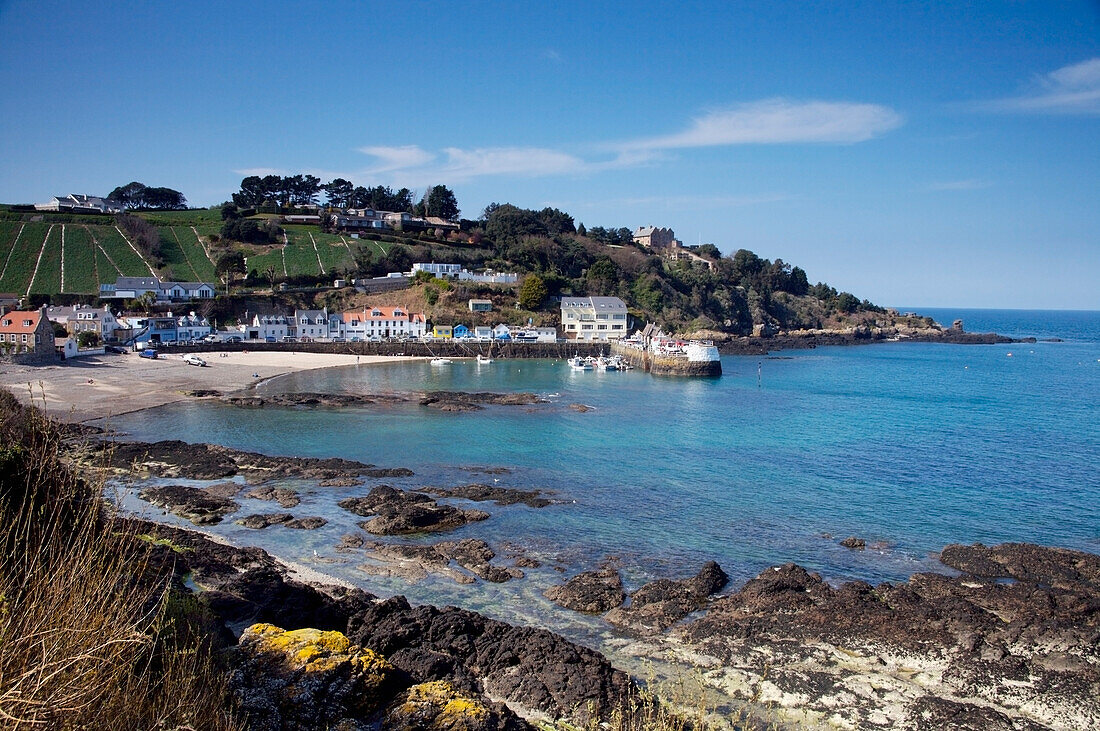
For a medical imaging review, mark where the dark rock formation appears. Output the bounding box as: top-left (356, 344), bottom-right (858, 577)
top-left (204, 481), bottom-right (243, 499)
top-left (138, 484), bottom-right (239, 525)
top-left (346, 596), bottom-right (632, 725)
top-left (109, 440), bottom-right (239, 480)
top-left (285, 516), bottom-right (327, 530)
top-left (245, 486), bottom-right (301, 508)
top-left (339, 485), bottom-right (489, 535)
top-left (98, 438), bottom-right (402, 484)
top-left (544, 568), bottom-right (625, 613)
top-left (840, 536), bottom-right (866, 549)
top-left (230, 622), bottom-right (404, 731)
top-left (384, 680), bottom-right (531, 730)
top-left (419, 391), bottom-right (546, 411)
top-left (569, 403), bottom-right (593, 412)
top-left (605, 561), bottom-right (729, 634)
top-left (425, 483), bottom-right (552, 508)
top-left (676, 544), bottom-right (1100, 728)
top-left (357, 538), bottom-right (521, 584)
top-left (236, 513), bottom-right (294, 529)
top-left (363, 467), bottom-right (415, 478)
top-left (115, 518), bottom-right (632, 727)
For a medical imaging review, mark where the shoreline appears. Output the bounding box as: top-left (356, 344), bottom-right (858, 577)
top-left (0, 350), bottom-right (428, 423)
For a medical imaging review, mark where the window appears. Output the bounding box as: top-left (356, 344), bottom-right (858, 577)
top-left (582, 324), bottom-right (593, 330)
top-left (598, 325), bottom-right (607, 330)
top-left (596, 314), bottom-right (608, 320)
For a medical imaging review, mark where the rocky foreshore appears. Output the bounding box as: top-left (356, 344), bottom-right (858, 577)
top-left (117, 512), bottom-right (1100, 729)
top-left (713, 326), bottom-right (1025, 355)
top-left (97, 437), bottom-right (1100, 728)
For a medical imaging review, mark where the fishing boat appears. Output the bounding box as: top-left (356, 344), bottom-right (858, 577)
top-left (567, 355), bottom-right (593, 371)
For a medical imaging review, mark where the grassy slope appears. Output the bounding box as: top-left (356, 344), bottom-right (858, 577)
top-left (61, 225), bottom-right (99, 293)
top-left (0, 223), bottom-right (50, 294)
top-left (157, 227), bottom-right (199, 281)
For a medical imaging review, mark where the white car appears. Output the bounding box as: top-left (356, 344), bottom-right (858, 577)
top-left (183, 354), bottom-right (207, 367)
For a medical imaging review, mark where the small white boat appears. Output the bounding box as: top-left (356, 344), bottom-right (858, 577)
top-left (476, 354), bottom-right (494, 365)
top-left (430, 357), bottom-right (453, 366)
top-left (568, 355), bottom-right (593, 371)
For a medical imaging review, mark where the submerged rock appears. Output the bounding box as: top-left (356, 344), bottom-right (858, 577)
top-left (236, 513), bottom-right (294, 529)
top-left (340, 485), bottom-right (489, 535)
top-left (245, 486), bottom-right (301, 508)
top-left (544, 567), bottom-right (625, 613)
top-left (419, 391), bottom-right (546, 411)
top-left (840, 536), bottom-right (866, 549)
top-left (285, 516), bottom-right (327, 530)
top-left (426, 483), bottom-right (552, 508)
top-left (139, 484), bottom-right (239, 525)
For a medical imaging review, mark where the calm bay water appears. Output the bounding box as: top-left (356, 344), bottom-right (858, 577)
top-left (101, 309), bottom-right (1100, 645)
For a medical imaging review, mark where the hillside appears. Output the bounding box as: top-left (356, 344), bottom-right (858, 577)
top-left (0, 204), bottom-right (936, 337)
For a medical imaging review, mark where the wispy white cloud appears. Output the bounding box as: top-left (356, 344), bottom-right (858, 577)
top-left (241, 98), bottom-right (902, 187)
top-left (924, 179), bottom-right (992, 192)
top-left (578, 193), bottom-right (792, 210)
top-left (541, 48), bottom-right (563, 63)
top-left (621, 99), bottom-right (903, 150)
top-left (357, 145), bottom-right (436, 173)
top-left (980, 57), bottom-right (1100, 115)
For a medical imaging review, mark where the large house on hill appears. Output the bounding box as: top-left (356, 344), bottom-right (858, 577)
top-left (35, 194), bottom-right (125, 214)
top-left (560, 296), bottom-right (629, 341)
top-left (99, 277), bottom-right (215, 303)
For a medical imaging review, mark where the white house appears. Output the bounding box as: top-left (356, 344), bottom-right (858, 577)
top-left (492, 324), bottom-right (512, 339)
top-left (176, 312), bottom-right (212, 341)
top-left (54, 337), bottom-right (78, 359)
top-left (293, 309), bottom-right (329, 340)
top-left (473, 326), bottom-right (493, 340)
top-left (412, 262), bottom-right (463, 278)
top-left (35, 194), bottom-right (125, 214)
top-left (560, 296), bottom-right (629, 341)
top-left (99, 277), bottom-right (215, 302)
top-left (244, 312), bottom-right (290, 341)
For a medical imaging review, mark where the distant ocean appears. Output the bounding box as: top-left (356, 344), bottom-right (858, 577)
top-left (102, 308), bottom-right (1100, 651)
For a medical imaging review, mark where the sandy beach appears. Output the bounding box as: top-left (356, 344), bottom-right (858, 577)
top-left (0, 350), bottom-right (426, 423)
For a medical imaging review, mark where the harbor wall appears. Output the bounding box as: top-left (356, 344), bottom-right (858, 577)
top-left (610, 342), bottom-right (722, 377)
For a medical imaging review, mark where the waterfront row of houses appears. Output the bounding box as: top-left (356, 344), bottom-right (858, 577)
top-left (99, 277), bottom-right (217, 302)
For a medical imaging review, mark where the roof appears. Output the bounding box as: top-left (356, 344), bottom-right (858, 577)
top-left (342, 306), bottom-right (418, 323)
top-left (560, 296), bottom-right (627, 310)
top-left (0, 308), bottom-right (45, 334)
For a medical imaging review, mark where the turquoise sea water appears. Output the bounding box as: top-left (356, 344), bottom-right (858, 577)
top-left (101, 309), bottom-right (1100, 645)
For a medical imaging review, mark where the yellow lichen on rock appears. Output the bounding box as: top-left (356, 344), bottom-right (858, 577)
top-left (386, 680), bottom-right (494, 729)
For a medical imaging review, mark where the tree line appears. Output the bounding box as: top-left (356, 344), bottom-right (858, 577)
top-left (230, 175), bottom-right (461, 222)
top-left (108, 182), bottom-right (187, 210)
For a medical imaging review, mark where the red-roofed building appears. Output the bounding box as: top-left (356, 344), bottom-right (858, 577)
top-left (0, 306), bottom-right (55, 357)
top-left (341, 306), bottom-right (426, 341)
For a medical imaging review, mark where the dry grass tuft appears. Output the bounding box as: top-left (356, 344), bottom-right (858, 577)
top-left (0, 388), bottom-right (242, 729)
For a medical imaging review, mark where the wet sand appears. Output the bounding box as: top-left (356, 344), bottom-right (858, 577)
top-left (0, 350), bottom-right (426, 423)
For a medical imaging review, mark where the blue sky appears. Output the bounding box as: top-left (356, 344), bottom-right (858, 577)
top-left (1, 1), bottom-right (1098, 309)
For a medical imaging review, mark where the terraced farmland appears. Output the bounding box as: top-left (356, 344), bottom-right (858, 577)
top-left (91, 225), bottom-right (155, 276)
top-left (61, 225), bottom-right (100, 293)
top-left (0, 222), bottom-right (51, 294)
top-left (156, 227), bottom-right (199, 281)
top-left (28, 225), bottom-right (62, 295)
top-left (172, 227), bottom-right (217, 280)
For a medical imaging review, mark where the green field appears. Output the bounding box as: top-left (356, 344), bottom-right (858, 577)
top-left (173, 227), bottom-right (216, 280)
top-left (28, 225), bottom-right (62, 295)
top-left (156, 228), bottom-right (199, 281)
top-left (61, 225), bottom-right (99, 293)
top-left (0, 222), bottom-right (51, 294)
top-left (91, 225), bottom-right (154, 277)
top-left (0, 209), bottom-right (459, 296)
